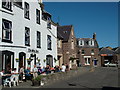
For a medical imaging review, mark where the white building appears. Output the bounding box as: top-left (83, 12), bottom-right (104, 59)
top-left (0, 0), bottom-right (57, 73)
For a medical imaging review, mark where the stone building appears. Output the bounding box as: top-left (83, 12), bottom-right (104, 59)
top-left (0, 0), bottom-right (57, 72)
top-left (57, 25), bottom-right (77, 69)
top-left (76, 33), bottom-right (100, 67)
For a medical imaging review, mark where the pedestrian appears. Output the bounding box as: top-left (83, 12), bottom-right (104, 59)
top-left (65, 63), bottom-right (69, 71)
top-left (61, 64), bottom-right (66, 72)
top-left (32, 65), bottom-right (38, 79)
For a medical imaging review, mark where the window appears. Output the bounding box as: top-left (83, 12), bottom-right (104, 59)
top-left (47, 17), bottom-right (51, 29)
top-left (2, 19), bottom-right (12, 43)
top-left (81, 50), bottom-right (85, 54)
top-left (24, 2), bottom-right (29, 19)
top-left (37, 31), bottom-right (41, 48)
top-left (14, 0), bottom-right (22, 8)
top-left (47, 35), bottom-right (52, 50)
top-left (79, 40), bottom-right (84, 46)
top-left (57, 40), bottom-right (61, 48)
top-left (36, 9), bottom-right (40, 24)
top-left (25, 27), bottom-right (30, 46)
top-left (2, 0), bottom-right (12, 11)
top-left (71, 41), bottom-right (74, 49)
top-left (91, 49), bottom-right (94, 55)
top-left (89, 39), bottom-right (94, 46)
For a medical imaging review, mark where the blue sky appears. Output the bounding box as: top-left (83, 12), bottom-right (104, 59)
top-left (44, 2), bottom-right (118, 48)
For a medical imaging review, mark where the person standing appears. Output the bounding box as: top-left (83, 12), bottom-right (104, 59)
top-left (19, 66), bottom-right (24, 82)
top-left (32, 65), bottom-right (38, 79)
top-left (61, 64), bottom-right (66, 72)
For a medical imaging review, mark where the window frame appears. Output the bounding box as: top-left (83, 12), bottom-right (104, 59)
top-left (37, 31), bottom-right (41, 48)
top-left (25, 27), bottom-right (30, 46)
top-left (47, 35), bottom-right (52, 50)
top-left (2, 19), bottom-right (12, 43)
top-left (36, 9), bottom-right (40, 24)
top-left (2, 0), bottom-right (12, 11)
top-left (24, 2), bottom-right (30, 20)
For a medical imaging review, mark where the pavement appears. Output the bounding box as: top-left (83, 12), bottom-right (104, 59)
top-left (2, 66), bottom-right (119, 89)
top-left (2, 66), bottom-right (90, 89)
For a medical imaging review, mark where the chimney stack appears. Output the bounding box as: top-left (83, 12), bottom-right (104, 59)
top-left (93, 33), bottom-right (96, 40)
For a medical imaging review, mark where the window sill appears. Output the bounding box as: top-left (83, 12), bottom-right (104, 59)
top-left (25, 17), bottom-right (30, 20)
top-left (25, 44), bottom-right (30, 46)
top-left (48, 48), bottom-right (52, 50)
top-left (2, 39), bottom-right (13, 43)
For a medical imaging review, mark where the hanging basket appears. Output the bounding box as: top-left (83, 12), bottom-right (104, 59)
top-left (16, 58), bottom-right (19, 62)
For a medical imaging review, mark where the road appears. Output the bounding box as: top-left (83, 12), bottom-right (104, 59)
top-left (42, 67), bottom-right (119, 89)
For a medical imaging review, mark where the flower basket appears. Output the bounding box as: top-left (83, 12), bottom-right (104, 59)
top-left (16, 58), bottom-right (19, 62)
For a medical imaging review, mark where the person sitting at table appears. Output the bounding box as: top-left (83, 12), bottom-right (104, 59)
top-left (0, 70), bottom-right (4, 85)
top-left (38, 67), bottom-right (42, 75)
top-left (25, 67), bottom-right (31, 81)
top-left (32, 65), bottom-right (38, 79)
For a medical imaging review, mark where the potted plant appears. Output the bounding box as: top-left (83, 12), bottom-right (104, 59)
top-left (43, 59), bottom-right (46, 63)
top-left (38, 59), bottom-right (40, 62)
top-left (27, 58), bottom-right (31, 62)
top-left (31, 75), bottom-right (46, 86)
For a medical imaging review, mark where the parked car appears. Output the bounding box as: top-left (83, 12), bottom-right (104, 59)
top-left (105, 62), bottom-right (118, 67)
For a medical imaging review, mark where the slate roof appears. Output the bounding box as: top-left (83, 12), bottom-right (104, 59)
top-left (57, 25), bottom-right (73, 42)
top-left (99, 47), bottom-right (115, 54)
top-left (76, 38), bottom-right (99, 48)
top-left (113, 47), bottom-right (120, 54)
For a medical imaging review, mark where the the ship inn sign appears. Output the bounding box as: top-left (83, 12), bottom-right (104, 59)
top-left (27, 48), bottom-right (39, 53)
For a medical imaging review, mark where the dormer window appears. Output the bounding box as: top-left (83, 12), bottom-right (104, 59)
top-left (79, 40), bottom-right (84, 46)
top-left (2, 0), bottom-right (12, 11)
top-left (89, 39), bottom-right (94, 46)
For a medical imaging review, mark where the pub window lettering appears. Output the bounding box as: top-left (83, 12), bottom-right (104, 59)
top-left (24, 2), bottom-right (29, 19)
top-left (47, 35), bottom-right (52, 50)
top-left (37, 31), bottom-right (41, 48)
top-left (25, 27), bottom-right (30, 46)
top-left (2, 0), bottom-right (12, 11)
top-left (2, 19), bottom-right (12, 43)
top-left (36, 9), bottom-right (40, 24)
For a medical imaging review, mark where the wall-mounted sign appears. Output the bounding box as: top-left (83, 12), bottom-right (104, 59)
top-left (101, 54), bottom-right (107, 56)
top-left (28, 48), bottom-right (39, 53)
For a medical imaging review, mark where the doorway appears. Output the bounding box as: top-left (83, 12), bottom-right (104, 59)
top-left (19, 52), bottom-right (26, 68)
top-left (2, 50), bottom-right (14, 73)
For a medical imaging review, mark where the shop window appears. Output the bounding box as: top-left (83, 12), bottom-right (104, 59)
top-left (2, 19), bottom-right (12, 43)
